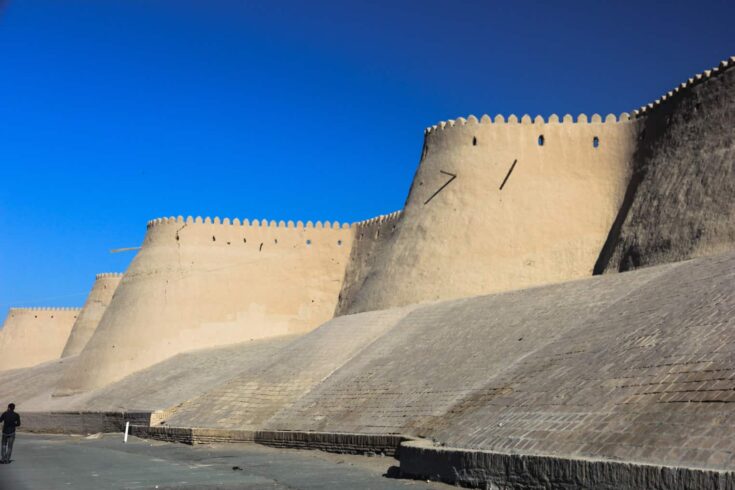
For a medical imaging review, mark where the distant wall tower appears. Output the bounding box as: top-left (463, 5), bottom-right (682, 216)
top-left (61, 273), bottom-right (123, 357)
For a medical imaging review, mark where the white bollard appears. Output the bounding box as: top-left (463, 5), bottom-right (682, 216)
top-left (124, 421), bottom-right (130, 443)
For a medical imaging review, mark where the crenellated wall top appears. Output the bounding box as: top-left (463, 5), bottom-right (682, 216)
top-left (353, 210), bottom-right (402, 229)
top-left (95, 272), bottom-right (123, 279)
top-left (146, 215), bottom-right (353, 230)
top-left (424, 54), bottom-right (735, 134)
top-left (632, 55), bottom-right (734, 118)
top-left (8, 307), bottom-right (82, 313)
top-left (424, 112), bottom-right (633, 136)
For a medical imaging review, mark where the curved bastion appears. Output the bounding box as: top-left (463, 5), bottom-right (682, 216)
top-left (61, 273), bottom-right (123, 357)
top-left (337, 112), bottom-right (640, 314)
top-left (0, 308), bottom-right (81, 371)
top-left (55, 216), bottom-right (353, 395)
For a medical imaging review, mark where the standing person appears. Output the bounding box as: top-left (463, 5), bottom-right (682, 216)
top-left (0, 403), bottom-right (20, 464)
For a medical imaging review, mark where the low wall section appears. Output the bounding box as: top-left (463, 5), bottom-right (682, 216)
top-left (0, 308), bottom-right (80, 371)
top-left (21, 411), bottom-right (152, 435)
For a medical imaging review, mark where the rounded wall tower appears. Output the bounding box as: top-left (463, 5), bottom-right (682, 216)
top-left (56, 216), bottom-right (353, 395)
top-left (337, 113), bottom-right (639, 314)
top-left (61, 273), bottom-right (123, 357)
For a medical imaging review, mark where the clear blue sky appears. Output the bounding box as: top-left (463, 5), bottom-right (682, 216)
top-left (0, 0), bottom-right (733, 314)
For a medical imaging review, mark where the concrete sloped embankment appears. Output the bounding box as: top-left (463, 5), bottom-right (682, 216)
top-left (162, 305), bottom-right (418, 431)
top-left (61, 273), bottom-right (122, 357)
top-left (0, 308), bottom-right (80, 371)
top-left (54, 216), bottom-right (353, 395)
top-left (155, 252), bottom-right (733, 488)
top-left (12, 335), bottom-right (300, 434)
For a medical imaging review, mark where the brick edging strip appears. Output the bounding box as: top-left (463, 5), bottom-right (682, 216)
top-left (132, 425), bottom-right (413, 457)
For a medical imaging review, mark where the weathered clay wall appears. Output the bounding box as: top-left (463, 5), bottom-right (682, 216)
top-left (55, 216), bottom-right (353, 395)
top-left (340, 113), bottom-right (639, 313)
top-left (334, 211), bottom-right (401, 315)
top-left (0, 308), bottom-right (80, 371)
top-left (597, 57), bottom-right (735, 273)
top-left (61, 273), bottom-right (122, 357)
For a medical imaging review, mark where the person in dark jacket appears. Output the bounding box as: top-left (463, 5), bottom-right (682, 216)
top-left (0, 403), bottom-right (21, 464)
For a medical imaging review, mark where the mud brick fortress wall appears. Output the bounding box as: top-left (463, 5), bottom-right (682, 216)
top-left (0, 308), bottom-right (80, 370)
top-left (0, 55), bottom-right (734, 490)
top-left (55, 216), bottom-right (354, 395)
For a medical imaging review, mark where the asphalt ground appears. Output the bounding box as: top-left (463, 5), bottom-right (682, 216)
top-left (0, 433), bottom-right (449, 489)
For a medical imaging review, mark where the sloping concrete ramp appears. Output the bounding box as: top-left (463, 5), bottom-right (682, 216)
top-left (160, 251), bottom-right (734, 486)
top-left (0, 335), bottom-right (299, 413)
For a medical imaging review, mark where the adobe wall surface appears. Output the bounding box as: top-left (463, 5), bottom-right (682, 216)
top-left (0, 308), bottom-right (80, 371)
top-left (339, 113), bottom-right (639, 314)
top-left (597, 57), bottom-right (735, 273)
top-left (61, 273), bottom-right (122, 357)
top-left (55, 216), bottom-right (353, 395)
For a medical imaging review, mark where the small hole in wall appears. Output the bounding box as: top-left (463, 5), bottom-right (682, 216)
top-left (306, 239), bottom-right (312, 246)
top-left (212, 236), bottom-right (216, 242)
top-left (259, 242), bottom-right (263, 251)
top-left (34, 315), bottom-right (37, 318)
top-left (472, 136), bottom-right (477, 146)
top-left (243, 238), bottom-right (247, 243)
top-left (51, 315), bottom-right (54, 319)
top-left (593, 136), bottom-right (599, 148)
top-left (274, 238), bottom-right (278, 244)
top-left (538, 135), bottom-right (544, 146)
top-left (337, 240), bottom-right (342, 246)
top-left (226, 241), bottom-right (231, 245)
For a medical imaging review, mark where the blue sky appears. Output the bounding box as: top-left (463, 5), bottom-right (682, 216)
top-left (0, 0), bottom-right (733, 314)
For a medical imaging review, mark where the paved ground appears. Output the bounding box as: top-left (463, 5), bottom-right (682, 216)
top-left (0, 433), bottom-right (447, 489)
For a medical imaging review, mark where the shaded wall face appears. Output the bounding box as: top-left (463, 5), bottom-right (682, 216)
top-left (61, 274), bottom-right (122, 357)
top-left (0, 308), bottom-right (80, 371)
top-left (598, 63), bottom-right (735, 273)
top-left (334, 212), bottom-right (401, 316)
top-left (56, 218), bottom-right (353, 394)
top-left (339, 116), bottom-right (638, 314)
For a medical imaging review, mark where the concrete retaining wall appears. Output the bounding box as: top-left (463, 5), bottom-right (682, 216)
top-left (399, 439), bottom-right (735, 490)
top-left (21, 411), bottom-right (152, 435)
top-left (132, 425), bottom-right (411, 456)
